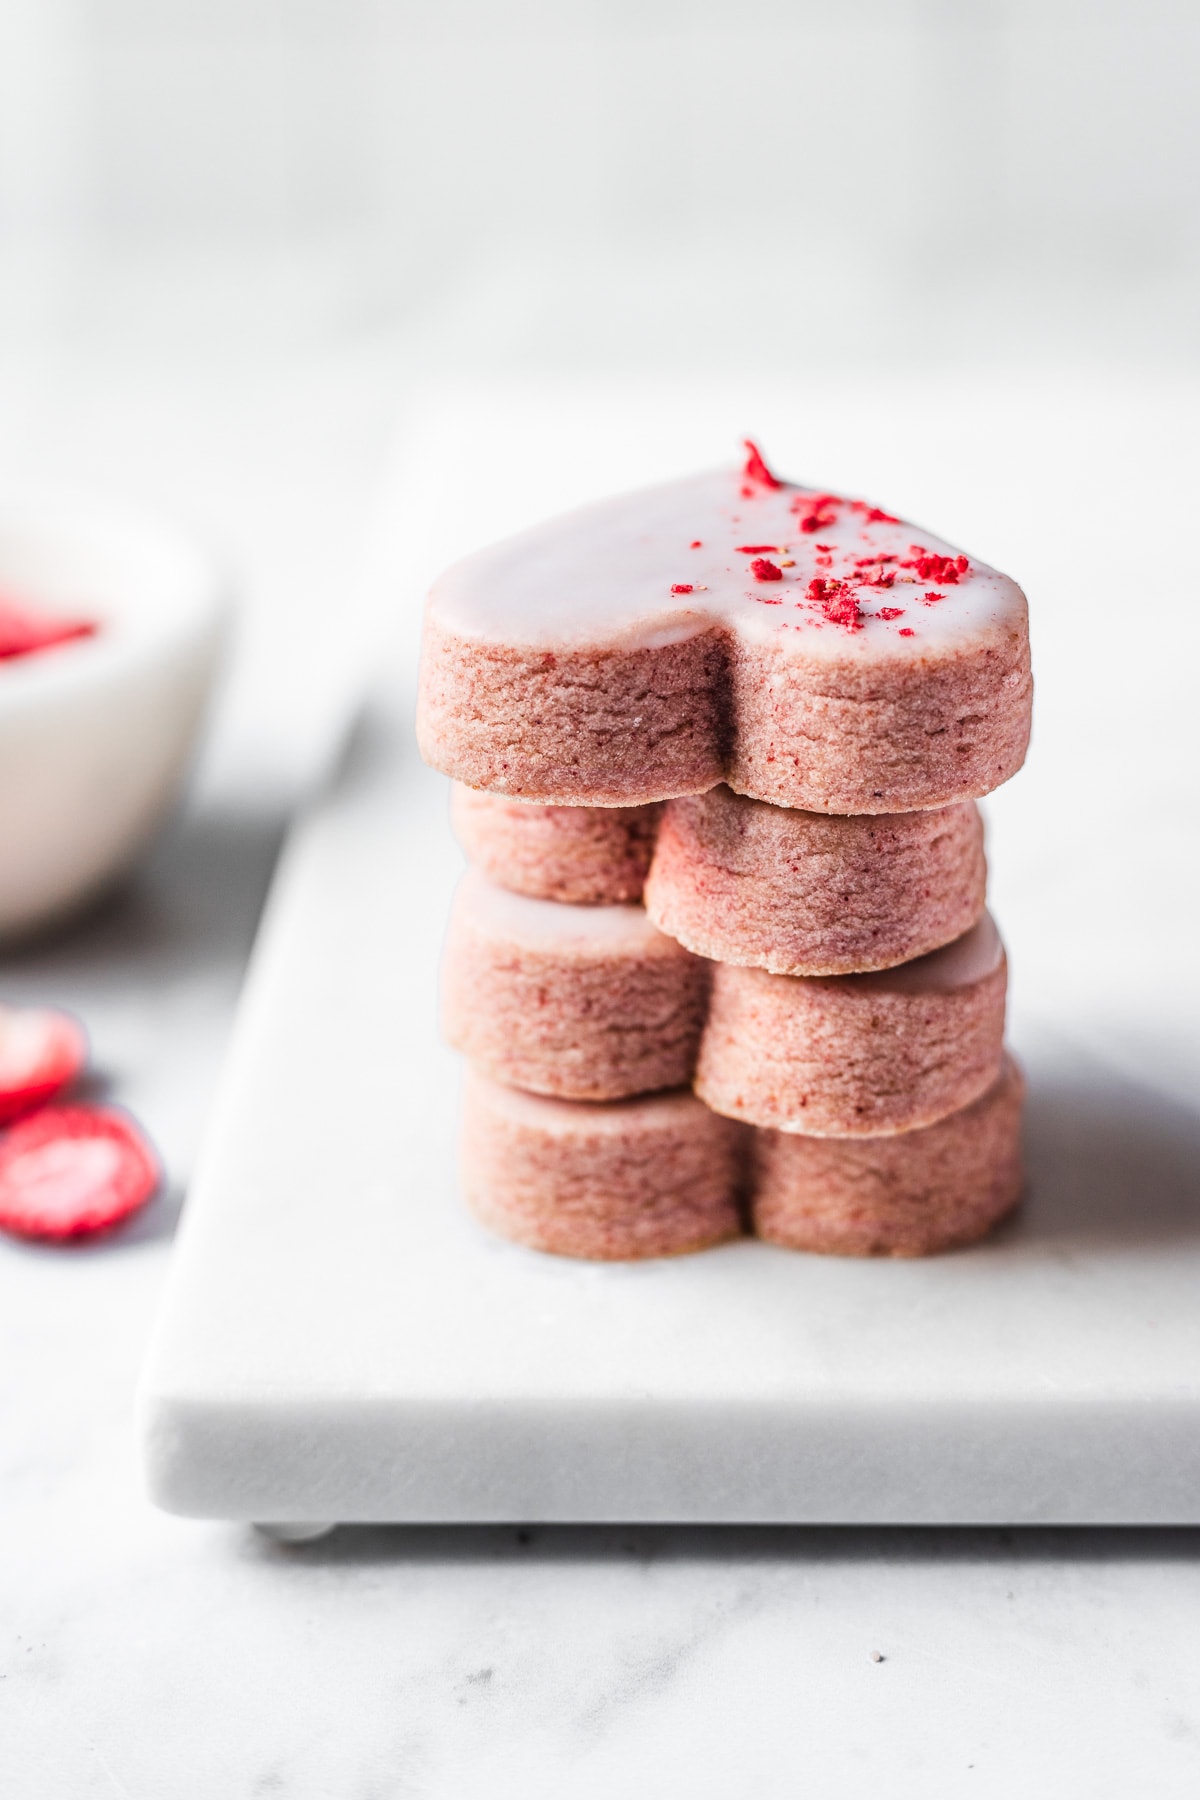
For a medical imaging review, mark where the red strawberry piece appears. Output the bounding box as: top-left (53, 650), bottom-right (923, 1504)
top-left (0, 1105), bottom-right (160, 1242)
top-left (0, 598), bottom-right (98, 661)
top-left (0, 1004), bottom-right (88, 1125)
top-left (741, 439), bottom-right (783, 489)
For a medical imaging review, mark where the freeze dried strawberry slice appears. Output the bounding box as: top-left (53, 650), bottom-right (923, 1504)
top-left (0, 600), bottom-right (98, 660)
top-left (0, 1004), bottom-right (88, 1125)
top-left (0, 1105), bottom-right (160, 1242)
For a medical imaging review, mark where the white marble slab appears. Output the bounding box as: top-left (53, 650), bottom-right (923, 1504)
top-left (138, 690), bottom-right (1200, 1526)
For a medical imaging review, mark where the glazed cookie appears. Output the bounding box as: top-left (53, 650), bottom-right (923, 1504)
top-left (417, 445), bottom-right (1031, 813)
top-left (450, 784), bottom-right (660, 904)
top-left (751, 1054), bottom-right (1024, 1257)
top-left (644, 784), bottom-right (985, 976)
top-left (461, 1070), bottom-right (746, 1260)
top-left (695, 912), bottom-right (1007, 1136)
top-left (442, 870), bottom-right (708, 1101)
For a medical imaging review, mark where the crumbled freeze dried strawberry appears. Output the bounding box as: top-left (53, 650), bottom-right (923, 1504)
top-left (0, 1104), bottom-right (160, 1241)
top-left (741, 439), bottom-right (783, 490)
top-left (0, 1004), bottom-right (87, 1125)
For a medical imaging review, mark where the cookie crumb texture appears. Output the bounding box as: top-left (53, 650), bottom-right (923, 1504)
top-left (696, 915), bottom-right (1007, 1136)
top-left (751, 1057), bottom-right (1025, 1257)
top-left (645, 785), bottom-right (986, 976)
top-left (420, 626), bottom-right (731, 806)
top-left (419, 621), bottom-right (1030, 814)
top-left (461, 1072), bottom-right (745, 1260)
top-left (450, 785), bottom-right (661, 904)
top-left (442, 873), bottom-right (709, 1102)
top-left (726, 630), bottom-right (1030, 814)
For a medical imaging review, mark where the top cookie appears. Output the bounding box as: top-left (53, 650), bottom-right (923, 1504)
top-left (417, 444), bottom-right (1032, 813)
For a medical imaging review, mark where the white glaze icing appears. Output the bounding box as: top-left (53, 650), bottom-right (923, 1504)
top-left (848, 912), bottom-right (1004, 996)
top-left (427, 457), bottom-right (1026, 660)
top-left (452, 869), bottom-right (671, 951)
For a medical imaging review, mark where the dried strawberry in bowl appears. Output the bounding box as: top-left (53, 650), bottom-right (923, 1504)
top-left (0, 488), bottom-right (227, 939)
top-left (0, 597), bottom-right (97, 661)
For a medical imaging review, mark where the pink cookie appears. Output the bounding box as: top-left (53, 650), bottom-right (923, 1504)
top-left (442, 870), bottom-right (708, 1101)
top-left (450, 783), bottom-right (660, 904)
top-left (417, 447), bottom-right (1031, 813)
top-left (696, 912), bottom-right (1006, 1136)
top-left (461, 1069), bottom-right (746, 1260)
top-left (751, 1055), bottom-right (1025, 1257)
top-left (644, 784), bottom-right (985, 976)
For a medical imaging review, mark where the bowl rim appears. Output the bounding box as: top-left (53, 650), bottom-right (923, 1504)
top-left (0, 485), bottom-right (231, 713)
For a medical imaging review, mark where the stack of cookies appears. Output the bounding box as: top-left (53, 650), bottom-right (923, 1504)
top-left (418, 444), bottom-right (1033, 1260)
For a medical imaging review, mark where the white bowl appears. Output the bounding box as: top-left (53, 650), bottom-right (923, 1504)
top-left (0, 490), bottom-right (228, 939)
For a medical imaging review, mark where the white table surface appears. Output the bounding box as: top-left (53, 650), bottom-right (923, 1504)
top-left (3, 360), bottom-right (1200, 1796)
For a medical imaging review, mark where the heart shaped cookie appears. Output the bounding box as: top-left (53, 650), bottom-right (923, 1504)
top-left (418, 444), bottom-right (1032, 813)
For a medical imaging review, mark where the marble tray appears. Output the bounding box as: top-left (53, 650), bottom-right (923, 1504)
top-left (138, 696), bottom-right (1200, 1528)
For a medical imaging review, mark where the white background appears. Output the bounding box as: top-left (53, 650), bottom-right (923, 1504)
top-left (3, 0), bottom-right (1200, 367)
